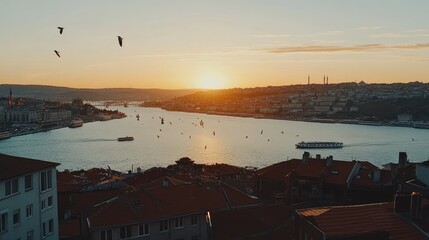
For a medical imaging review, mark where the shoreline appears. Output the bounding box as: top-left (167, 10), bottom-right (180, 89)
top-left (0, 114), bottom-right (127, 140)
top-left (158, 107), bottom-right (429, 130)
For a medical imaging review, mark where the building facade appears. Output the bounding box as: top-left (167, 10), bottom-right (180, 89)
top-left (0, 154), bottom-right (60, 240)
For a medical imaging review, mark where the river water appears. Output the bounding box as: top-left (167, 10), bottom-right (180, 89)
top-left (0, 106), bottom-right (428, 171)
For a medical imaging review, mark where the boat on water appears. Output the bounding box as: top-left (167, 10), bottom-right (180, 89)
top-left (118, 136), bottom-right (134, 141)
top-left (295, 141), bottom-right (343, 149)
top-left (0, 131), bottom-right (12, 140)
top-left (69, 120), bottom-right (83, 128)
top-left (414, 122), bottom-right (429, 129)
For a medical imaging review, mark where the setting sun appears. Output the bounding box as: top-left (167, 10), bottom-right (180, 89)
top-left (196, 71), bottom-right (228, 89)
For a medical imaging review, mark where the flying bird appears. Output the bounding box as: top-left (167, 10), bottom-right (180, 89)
top-left (58, 27), bottom-right (64, 34)
top-left (54, 50), bottom-right (61, 58)
top-left (117, 36), bottom-right (123, 47)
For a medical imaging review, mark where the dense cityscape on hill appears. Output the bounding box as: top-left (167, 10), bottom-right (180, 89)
top-left (153, 82), bottom-right (429, 124)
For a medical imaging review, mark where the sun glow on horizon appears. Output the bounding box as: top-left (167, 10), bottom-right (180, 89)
top-left (196, 71), bottom-right (228, 90)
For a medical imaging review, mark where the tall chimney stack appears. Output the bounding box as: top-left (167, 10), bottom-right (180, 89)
top-left (410, 192), bottom-right (422, 221)
top-left (326, 155), bottom-right (333, 167)
top-left (398, 152), bottom-right (407, 169)
top-left (394, 191), bottom-right (411, 213)
top-left (302, 152), bottom-right (310, 165)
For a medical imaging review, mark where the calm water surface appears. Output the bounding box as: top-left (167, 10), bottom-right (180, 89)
top-left (1, 107), bottom-right (428, 171)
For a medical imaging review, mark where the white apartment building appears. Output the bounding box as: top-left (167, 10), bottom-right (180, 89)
top-left (0, 153), bottom-right (60, 240)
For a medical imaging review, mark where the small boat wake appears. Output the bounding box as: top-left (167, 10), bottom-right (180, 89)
top-left (80, 138), bottom-right (118, 142)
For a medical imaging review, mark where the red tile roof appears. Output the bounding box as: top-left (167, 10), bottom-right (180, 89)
top-left (294, 158), bottom-right (356, 186)
top-left (122, 168), bottom-right (171, 187)
top-left (204, 163), bottom-right (243, 176)
top-left (57, 181), bottom-right (82, 193)
top-left (88, 183), bottom-right (261, 230)
top-left (297, 202), bottom-right (428, 240)
top-left (0, 153), bottom-right (59, 181)
top-left (58, 188), bottom-right (127, 219)
top-left (259, 157), bottom-right (356, 186)
top-left (211, 204), bottom-right (293, 240)
top-left (256, 159), bottom-right (301, 181)
top-left (59, 219), bottom-right (81, 238)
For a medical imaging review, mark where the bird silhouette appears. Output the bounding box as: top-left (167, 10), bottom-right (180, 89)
top-left (117, 36), bottom-right (123, 47)
top-left (54, 50), bottom-right (61, 58)
top-left (58, 27), bottom-right (64, 34)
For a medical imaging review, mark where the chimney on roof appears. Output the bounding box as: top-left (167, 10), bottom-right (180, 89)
top-left (316, 154), bottom-right (321, 160)
top-left (326, 155), bottom-right (333, 167)
top-left (410, 192), bottom-right (423, 221)
top-left (302, 152), bottom-right (310, 165)
top-left (398, 152), bottom-right (407, 168)
top-left (162, 178), bottom-right (169, 187)
top-left (394, 191), bottom-right (411, 213)
top-left (373, 168), bottom-right (380, 184)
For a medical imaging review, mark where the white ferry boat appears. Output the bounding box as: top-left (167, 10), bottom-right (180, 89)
top-left (295, 141), bottom-right (343, 149)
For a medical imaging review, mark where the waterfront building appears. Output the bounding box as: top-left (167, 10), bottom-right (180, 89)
top-left (0, 153), bottom-right (60, 240)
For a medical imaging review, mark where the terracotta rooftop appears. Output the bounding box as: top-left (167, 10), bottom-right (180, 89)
top-left (256, 159), bottom-right (301, 181)
top-left (297, 202), bottom-right (429, 240)
top-left (258, 157), bottom-right (357, 186)
top-left (0, 153), bottom-right (59, 181)
top-left (88, 182), bottom-right (261, 230)
top-left (58, 188), bottom-right (128, 219)
top-left (204, 163), bottom-right (244, 176)
top-left (211, 204), bottom-right (293, 240)
top-left (59, 219), bottom-right (81, 238)
top-left (122, 168), bottom-right (171, 187)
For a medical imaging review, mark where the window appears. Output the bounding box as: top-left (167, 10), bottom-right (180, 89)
top-left (26, 231), bottom-right (34, 240)
top-left (160, 219), bottom-right (169, 232)
top-left (5, 178), bottom-right (19, 196)
top-left (26, 205), bottom-right (33, 218)
top-left (174, 217), bottom-right (184, 229)
top-left (138, 223), bottom-right (149, 236)
top-left (100, 230), bottom-right (112, 240)
top-left (41, 199), bottom-right (46, 211)
top-left (40, 170), bottom-right (52, 192)
top-left (48, 219), bottom-right (53, 235)
top-left (25, 174), bottom-right (33, 191)
top-left (13, 209), bottom-right (20, 225)
top-left (191, 215), bottom-right (198, 226)
top-left (0, 212), bottom-right (7, 233)
top-left (42, 222), bottom-right (46, 238)
top-left (47, 196), bottom-right (53, 208)
top-left (120, 225), bottom-right (132, 239)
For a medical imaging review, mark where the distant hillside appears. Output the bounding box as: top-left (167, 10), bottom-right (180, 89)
top-left (0, 85), bottom-right (202, 101)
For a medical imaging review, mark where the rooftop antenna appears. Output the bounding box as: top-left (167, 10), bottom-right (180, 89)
top-left (323, 75), bottom-right (326, 84)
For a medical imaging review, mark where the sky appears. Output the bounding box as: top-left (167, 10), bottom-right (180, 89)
top-left (1, 0), bottom-right (429, 89)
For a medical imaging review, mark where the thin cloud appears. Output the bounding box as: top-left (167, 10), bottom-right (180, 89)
top-left (370, 32), bottom-right (412, 38)
top-left (371, 31), bottom-right (429, 38)
top-left (252, 34), bottom-right (313, 38)
top-left (356, 26), bottom-right (382, 30)
top-left (261, 43), bottom-right (429, 54)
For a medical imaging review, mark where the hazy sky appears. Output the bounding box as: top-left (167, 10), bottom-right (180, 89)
top-left (1, 0), bottom-right (429, 89)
